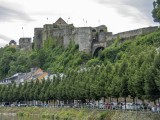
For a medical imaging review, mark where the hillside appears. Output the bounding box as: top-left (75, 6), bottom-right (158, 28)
top-left (0, 29), bottom-right (160, 103)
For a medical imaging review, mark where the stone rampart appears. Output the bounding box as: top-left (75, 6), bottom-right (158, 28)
top-left (34, 28), bottom-right (43, 49)
top-left (76, 27), bottom-right (92, 53)
top-left (107, 26), bottom-right (158, 41)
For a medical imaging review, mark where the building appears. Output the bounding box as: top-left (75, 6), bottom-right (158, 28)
top-left (0, 68), bottom-right (48, 85)
top-left (30, 68), bottom-right (48, 82)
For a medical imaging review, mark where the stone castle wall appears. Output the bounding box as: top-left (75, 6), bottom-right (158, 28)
top-left (107, 26), bottom-right (158, 41)
top-left (32, 18), bottom-right (158, 54)
top-left (34, 28), bottom-right (43, 49)
top-left (9, 18), bottom-right (158, 52)
top-left (75, 27), bottom-right (92, 53)
top-left (34, 23), bottom-right (74, 49)
top-left (19, 38), bottom-right (32, 51)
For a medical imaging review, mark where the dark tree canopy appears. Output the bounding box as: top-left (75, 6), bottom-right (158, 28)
top-left (152, 0), bottom-right (160, 23)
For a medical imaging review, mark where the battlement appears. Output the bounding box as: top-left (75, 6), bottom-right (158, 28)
top-left (107, 26), bottom-right (158, 41)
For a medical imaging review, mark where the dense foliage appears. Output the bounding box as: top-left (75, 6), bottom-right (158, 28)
top-left (0, 40), bottom-right (91, 79)
top-left (152, 0), bottom-right (160, 23)
top-left (1, 29), bottom-right (160, 104)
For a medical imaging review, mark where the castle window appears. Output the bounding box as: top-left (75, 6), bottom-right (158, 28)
top-left (100, 29), bottom-right (104, 32)
top-left (92, 29), bottom-right (96, 32)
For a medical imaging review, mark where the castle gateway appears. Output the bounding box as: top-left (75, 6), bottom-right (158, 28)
top-left (34, 18), bottom-right (158, 55)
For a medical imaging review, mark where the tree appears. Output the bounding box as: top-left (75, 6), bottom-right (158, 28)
top-left (127, 63), bottom-right (137, 103)
top-left (110, 76), bottom-right (120, 102)
top-left (0, 51), bottom-right (16, 79)
top-left (152, 0), bottom-right (160, 23)
top-left (118, 60), bottom-right (129, 108)
top-left (144, 67), bottom-right (160, 104)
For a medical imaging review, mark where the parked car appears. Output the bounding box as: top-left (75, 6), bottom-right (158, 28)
top-left (11, 104), bottom-right (16, 107)
top-left (132, 103), bottom-right (141, 110)
top-left (86, 102), bottom-right (95, 108)
top-left (122, 103), bottom-right (141, 110)
top-left (0, 104), bottom-right (4, 107)
top-left (17, 103), bottom-right (28, 107)
top-left (99, 103), bottom-right (105, 109)
top-left (122, 103), bottom-right (133, 110)
top-left (152, 106), bottom-right (157, 112)
top-left (3, 102), bottom-right (10, 107)
top-left (105, 102), bottom-right (120, 110)
top-left (140, 103), bottom-right (151, 111)
top-left (156, 106), bottom-right (160, 113)
top-left (105, 103), bottom-right (113, 109)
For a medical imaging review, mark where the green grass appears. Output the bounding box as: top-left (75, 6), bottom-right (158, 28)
top-left (0, 107), bottom-right (160, 120)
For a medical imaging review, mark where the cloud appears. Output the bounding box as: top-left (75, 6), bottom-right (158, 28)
top-left (0, 42), bottom-right (7, 47)
top-left (0, 33), bottom-right (12, 42)
top-left (0, 34), bottom-right (12, 47)
top-left (96, 0), bottom-right (155, 24)
top-left (0, 1), bottom-right (34, 22)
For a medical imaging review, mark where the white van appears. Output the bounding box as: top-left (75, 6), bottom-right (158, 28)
top-left (122, 103), bottom-right (133, 110)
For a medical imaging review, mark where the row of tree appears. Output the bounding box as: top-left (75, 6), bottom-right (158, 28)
top-left (0, 51), bottom-right (160, 105)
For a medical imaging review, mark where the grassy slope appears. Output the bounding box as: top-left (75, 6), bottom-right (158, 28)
top-left (0, 107), bottom-right (160, 120)
top-left (101, 29), bottom-right (160, 64)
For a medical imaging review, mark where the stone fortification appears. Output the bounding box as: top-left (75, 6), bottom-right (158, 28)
top-left (107, 26), bottom-right (158, 41)
top-left (34, 28), bottom-right (43, 49)
top-left (32, 18), bottom-right (158, 55)
top-left (34, 18), bottom-right (108, 54)
top-left (19, 38), bottom-right (32, 51)
top-left (34, 18), bottom-right (74, 49)
top-left (8, 18), bottom-right (158, 53)
top-left (74, 27), bottom-right (92, 53)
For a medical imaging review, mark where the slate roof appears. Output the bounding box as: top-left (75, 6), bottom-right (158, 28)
top-left (54, 17), bottom-right (67, 25)
top-left (9, 40), bottom-right (17, 45)
top-left (0, 68), bottom-right (48, 84)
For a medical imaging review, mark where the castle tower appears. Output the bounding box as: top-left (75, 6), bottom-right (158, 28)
top-left (34, 28), bottom-right (43, 49)
top-left (9, 40), bottom-right (17, 46)
top-left (19, 38), bottom-right (32, 51)
top-left (34, 17), bottom-right (74, 49)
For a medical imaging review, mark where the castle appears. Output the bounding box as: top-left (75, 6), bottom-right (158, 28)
top-left (9, 18), bottom-right (158, 55)
top-left (9, 38), bottom-right (32, 51)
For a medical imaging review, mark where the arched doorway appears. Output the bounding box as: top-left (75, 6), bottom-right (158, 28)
top-left (93, 47), bottom-right (104, 57)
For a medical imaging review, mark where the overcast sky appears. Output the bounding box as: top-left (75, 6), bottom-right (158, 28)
top-left (0, 0), bottom-right (158, 47)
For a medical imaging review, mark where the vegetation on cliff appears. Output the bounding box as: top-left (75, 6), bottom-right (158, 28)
top-left (0, 29), bottom-right (160, 104)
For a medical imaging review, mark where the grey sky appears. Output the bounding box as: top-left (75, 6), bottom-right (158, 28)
top-left (0, 33), bottom-right (12, 47)
top-left (0, 34), bottom-right (11, 41)
top-left (97, 0), bottom-right (154, 24)
top-left (0, 1), bottom-right (33, 22)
